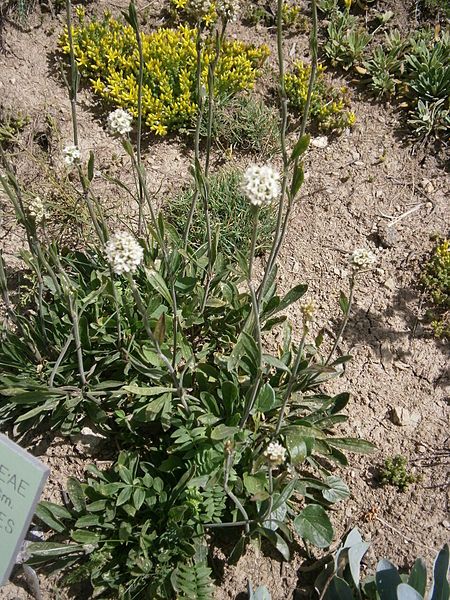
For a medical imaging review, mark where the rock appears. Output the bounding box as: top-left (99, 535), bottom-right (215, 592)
top-left (377, 225), bottom-right (398, 248)
top-left (421, 178), bottom-right (434, 194)
top-left (384, 277), bottom-right (396, 291)
top-left (442, 520), bottom-right (450, 530)
top-left (390, 406), bottom-right (421, 428)
top-left (311, 135), bottom-right (328, 148)
top-left (72, 426), bottom-right (107, 455)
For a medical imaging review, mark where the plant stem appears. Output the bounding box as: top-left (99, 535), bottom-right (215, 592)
top-left (258, 0), bottom-right (318, 302)
top-left (65, 0), bottom-right (79, 148)
top-left (224, 452), bottom-right (250, 533)
top-left (275, 325), bottom-right (307, 436)
top-left (68, 295), bottom-right (87, 387)
top-left (239, 209), bottom-right (264, 429)
top-left (183, 21), bottom-right (204, 248)
top-left (325, 272), bottom-right (355, 366)
top-left (132, 0), bottom-right (145, 236)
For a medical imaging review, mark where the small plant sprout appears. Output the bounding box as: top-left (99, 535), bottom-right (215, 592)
top-left (62, 143), bottom-right (81, 165)
top-left (27, 196), bottom-right (47, 223)
top-left (242, 164), bottom-right (281, 208)
top-left (350, 248), bottom-right (377, 271)
top-left (379, 454), bottom-right (419, 492)
top-left (107, 108), bottom-right (133, 135)
top-left (105, 231), bottom-right (144, 275)
top-left (264, 441), bottom-right (287, 466)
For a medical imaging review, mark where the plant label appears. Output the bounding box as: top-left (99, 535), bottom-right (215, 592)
top-left (0, 434), bottom-right (49, 586)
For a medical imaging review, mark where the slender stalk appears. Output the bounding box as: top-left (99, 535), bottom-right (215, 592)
top-left (224, 452), bottom-right (250, 533)
top-left (325, 273), bottom-right (355, 366)
top-left (65, 0), bottom-right (79, 148)
top-left (269, 0), bottom-right (318, 266)
top-left (183, 21), bottom-right (204, 248)
top-left (257, 0), bottom-right (318, 302)
top-left (204, 519), bottom-right (256, 528)
top-left (131, 0), bottom-right (145, 236)
top-left (68, 295), bottom-right (87, 387)
top-left (275, 325), bottom-right (307, 436)
top-left (48, 334), bottom-right (74, 387)
top-left (239, 210), bottom-right (263, 429)
top-left (299, 0), bottom-right (318, 140)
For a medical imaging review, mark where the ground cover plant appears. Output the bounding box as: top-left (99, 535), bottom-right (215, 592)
top-left (421, 238), bottom-right (450, 339)
top-left (285, 61), bottom-right (355, 132)
top-left (165, 169), bottom-right (278, 255)
top-left (318, 2), bottom-right (450, 141)
top-left (0, 0), bottom-right (383, 597)
top-left (60, 8), bottom-right (269, 135)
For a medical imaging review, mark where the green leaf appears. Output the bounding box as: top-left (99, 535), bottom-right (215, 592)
top-left (243, 472), bottom-right (267, 495)
top-left (153, 313), bottom-right (166, 345)
top-left (293, 504), bottom-right (333, 548)
top-left (323, 576), bottom-right (354, 600)
top-left (228, 331), bottom-right (260, 373)
top-left (249, 586), bottom-right (272, 600)
top-left (264, 284), bottom-right (308, 318)
top-left (408, 558), bottom-right (427, 596)
top-left (285, 428), bottom-right (314, 465)
top-left (119, 520), bottom-right (132, 541)
top-left (397, 584), bottom-right (424, 600)
top-left (290, 134), bottom-right (310, 162)
top-left (290, 163), bottom-right (304, 198)
top-left (348, 541), bottom-right (371, 589)
top-left (322, 476), bottom-right (350, 503)
top-left (430, 544), bottom-right (449, 600)
top-left (210, 424), bottom-right (239, 440)
top-left (228, 536), bottom-right (246, 565)
top-left (123, 385), bottom-right (175, 396)
top-left (339, 291), bottom-right (349, 314)
top-left (28, 542), bottom-right (84, 557)
top-left (117, 486), bottom-right (133, 507)
top-left (74, 515), bottom-right (101, 528)
top-left (327, 438), bottom-right (377, 454)
top-left (255, 383), bottom-right (276, 412)
top-left (258, 527), bottom-right (290, 561)
top-left (71, 530), bottom-right (101, 544)
top-left (35, 504), bottom-right (66, 533)
top-left (38, 501), bottom-right (72, 520)
top-left (88, 151), bottom-right (95, 182)
top-left (133, 487), bottom-right (146, 510)
top-left (145, 268), bottom-right (173, 306)
top-left (375, 559), bottom-right (402, 600)
top-left (67, 477), bottom-right (86, 513)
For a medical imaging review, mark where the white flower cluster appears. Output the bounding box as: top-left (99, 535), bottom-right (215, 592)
top-left (217, 0), bottom-right (240, 21)
top-left (63, 144), bottom-right (81, 166)
top-left (242, 164), bottom-right (281, 208)
top-left (264, 441), bottom-right (287, 466)
top-left (105, 231), bottom-right (144, 275)
top-left (188, 0), bottom-right (213, 17)
top-left (107, 108), bottom-right (133, 136)
top-left (350, 248), bottom-right (377, 270)
top-left (27, 196), bottom-right (47, 223)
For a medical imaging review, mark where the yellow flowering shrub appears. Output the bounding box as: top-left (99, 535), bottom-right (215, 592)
top-left (60, 12), bottom-right (269, 135)
top-left (285, 61), bottom-right (355, 132)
